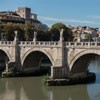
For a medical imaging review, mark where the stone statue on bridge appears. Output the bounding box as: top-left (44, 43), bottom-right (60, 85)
top-left (59, 28), bottom-right (64, 42)
top-left (14, 30), bottom-right (18, 41)
top-left (33, 31), bottom-right (37, 42)
top-left (0, 33), bottom-right (3, 41)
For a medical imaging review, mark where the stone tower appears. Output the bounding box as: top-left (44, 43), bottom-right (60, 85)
top-left (16, 7), bottom-right (31, 22)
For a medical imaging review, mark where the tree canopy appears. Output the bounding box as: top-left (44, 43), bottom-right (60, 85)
top-left (0, 22), bottom-right (73, 41)
top-left (50, 23), bottom-right (73, 41)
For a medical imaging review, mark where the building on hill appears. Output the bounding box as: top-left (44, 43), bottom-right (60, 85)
top-left (70, 26), bottom-right (99, 42)
top-left (0, 11), bottom-right (25, 23)
top-left (15, 7), bottom-right (31, 22)
top-left (0, 7), bottom-right (48, 30)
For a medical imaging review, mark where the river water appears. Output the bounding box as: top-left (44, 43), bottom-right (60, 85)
top-left (0, 57), bottom-right (100, 100)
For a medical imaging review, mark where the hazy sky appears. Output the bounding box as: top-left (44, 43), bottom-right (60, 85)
top-left (0, 0), bottom-right (100, 28)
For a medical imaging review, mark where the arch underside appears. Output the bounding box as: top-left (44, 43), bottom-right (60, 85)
top-left (0, 48), bottom-right (11, 60)
top-left (22, 49), bottom-right (54, 66)
top-left (22, 50), bottom-right (53, 74)
top-left (0, 49), bottom-right (10, 70)
top-left (70, 50), bottom-right (100, 74)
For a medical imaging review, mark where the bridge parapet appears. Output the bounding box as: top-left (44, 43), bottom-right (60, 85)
top-left (0, 41), bottom-right (15, 46)
top-left (1, 41), bottom-right (100, 48)
top-left (66, 42), bottom-right (100, 48)
top-left (0, 41), bottom-right (62, 47)
top-left (19, 41), bottom-right (61, 47)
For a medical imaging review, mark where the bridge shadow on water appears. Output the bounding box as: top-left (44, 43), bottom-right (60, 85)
top-left (17, 68), bottom-right (51, 77)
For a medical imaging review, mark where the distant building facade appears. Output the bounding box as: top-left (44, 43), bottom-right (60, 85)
top-left (69, 26), bottom-right (99, 42)
top-left (0, 11), bottom-right (25, 23)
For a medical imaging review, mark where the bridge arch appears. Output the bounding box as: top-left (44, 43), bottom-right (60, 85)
top-left (22, 48), bottom-right (54, 67)
top-left (0, 48), bottom-right (11, 61)
top-left (0, 48), bottom-right (11, 70)
top-left (69, 50), bottom-right (100, 73)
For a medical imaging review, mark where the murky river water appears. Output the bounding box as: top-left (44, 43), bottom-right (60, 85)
top-left (0, 57), bottom-right (100, 100)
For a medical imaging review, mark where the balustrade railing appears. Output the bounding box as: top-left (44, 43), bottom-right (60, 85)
top-left (18, 41), bottom-right (59, 46)
top-left (1, 41), bottom-right (100, 47)
top-left (0, 41), bottom-right (59, 46)
top-left (0, 41), bottom-right (14, 45)
top-left (65, 42), bottom-right (100, 47)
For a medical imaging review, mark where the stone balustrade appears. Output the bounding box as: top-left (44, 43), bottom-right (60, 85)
top-left (1, 41), bottom-right (100, 48)
top-left (19, 41), bottom-right (59, 46)
top-left (0, 40), bottom-right (100, 79)
top-left (65, 42), bottom-right (100, 47)
top-left (0, 41), bottom-right (15, 46)
top-left (0, 41), bottom-right (60, 47)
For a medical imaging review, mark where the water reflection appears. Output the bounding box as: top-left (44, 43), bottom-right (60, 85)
top-left (89, 56), bottom-right (100, 74)
top-left (87, 84), bottom-right (100, 100)
top-left (0, 56), bottom-right (100, 100)
top-left (0, 77), bottom-right (46, 100)
top-left (0, 77), bottom-right (100, 100)
top-left (88, 56), bottom-right (100, 84)
top-left (87, 56), bottom-right (100, 100)
top-left (0, 77), bottom-right (90, 100)
top-left (45, 85), bottom-right (90, 100)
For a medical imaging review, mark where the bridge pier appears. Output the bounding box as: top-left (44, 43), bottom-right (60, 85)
top-left (51, 66), bottom-right (69, 79)
top-left (14, 31), bottom-right (22, 72)
top-left (50, 29), bottom-right (70, 79)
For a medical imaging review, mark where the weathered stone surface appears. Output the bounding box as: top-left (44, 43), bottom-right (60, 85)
top-left (0, 41), bottom-right (100, 78)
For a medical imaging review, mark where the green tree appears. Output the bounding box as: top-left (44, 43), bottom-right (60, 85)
top-left (12, 23), bottom-right (25, 41)
top-left (2, 23), bottom-right (15, 40)
top-left (50, 23), bottom-right (73, 41)
top-left (2, 23), bottom-right (25, 41)
top-left (0, 22), bottom-right (74, 41)
top-left (24, 22), bottom-right (34, 41)
top-left (37, 30), bottom-right (51, 41)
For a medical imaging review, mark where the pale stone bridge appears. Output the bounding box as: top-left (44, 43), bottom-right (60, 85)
top-left (0, 30), bottom-right (100, 78)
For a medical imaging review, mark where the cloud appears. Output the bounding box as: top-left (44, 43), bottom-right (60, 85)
top-left (39, 16), bottom-right (100, 25)
top-left (88, 15), bottom-right (100, 19)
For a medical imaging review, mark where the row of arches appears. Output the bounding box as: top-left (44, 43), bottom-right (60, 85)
top-left (0, 49), bottom-right (100, 76)
top-left (0, 49), bottom-right (53, 75)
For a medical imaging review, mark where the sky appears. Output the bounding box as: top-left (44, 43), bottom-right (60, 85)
top-left (0, 0), bottom-right (100, 28)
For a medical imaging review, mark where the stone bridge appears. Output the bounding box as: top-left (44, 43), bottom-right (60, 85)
top-left (0, 31), bottom-right (100, 78)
